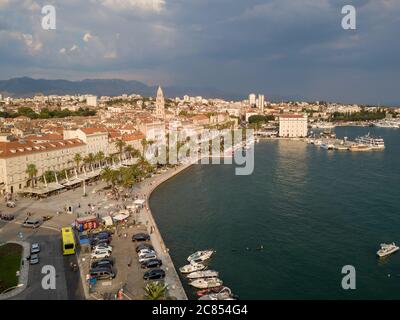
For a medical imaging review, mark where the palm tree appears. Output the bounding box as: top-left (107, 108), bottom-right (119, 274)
top-left (95, 151), bottom-right (105, 168)
top-left (26, 164), bottom-right (38, 188)
top-left (74, 153), bottom-right (82, 172)
top-left (124, 145), bottom-right (134, 159)
top-left (100, 167), bottom-right (113, 187)
top-left (84, 153), bottom-right (95, 171)
top-left (144, 282), bottom-right (168, 300)
top-left (115, 139), bottom-right (126, 161)
top-left (141, 138), bottom-right (148, 157)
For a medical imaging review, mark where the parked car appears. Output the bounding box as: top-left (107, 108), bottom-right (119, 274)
top-left (138, 253), bottom-right (157, 263)
top-left (91, 251), bottom-right (110, 260)
top-left (132, 233), bottom-right (150, 242)
top-left (93, 244), bottom-right (113, 252)
top-left (30, 243), bottom-right (40, 254)
top-left (90, 238), bottom-right (110, 248)
top-left (6, 201), bottom-right (16, 208)
top-left (30, 254), bottom-right (40, 265)
top-left (22, 218), bottom-right (42, 229)
top-left (143, 269), bottom-right (165, 280)
top-left (89, 267), bottom-right (116, 280)
top-left (91, 258), bottom-right (114, 269)
top-left (92, 248), bottom-right (112, 255)
top-left (135, 243), bottom-right (154, 253)
top-left (141, 258), bottom-right (162, 269)
top-left (138, 249), bottom-right (156, 257)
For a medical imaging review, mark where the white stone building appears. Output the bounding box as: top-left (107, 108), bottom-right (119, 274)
top-left (279, 114), bottom-right (308, 137)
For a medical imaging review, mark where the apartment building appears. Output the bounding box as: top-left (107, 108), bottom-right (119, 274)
top-left (0, 138), bottom-right (86, 193)
top-left (279, 114), bottom-right (308, 138)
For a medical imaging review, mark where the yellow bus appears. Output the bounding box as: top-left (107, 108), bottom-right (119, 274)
top-left (61, 227), bottom-right (76, 255)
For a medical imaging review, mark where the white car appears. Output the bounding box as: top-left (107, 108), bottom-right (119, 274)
top-left (92, 248), bottom-right (112, 255)
top-left (30, 243), bottom-right (40, 254)
top-left (138, 253), bottom-right (157, 263)
top-left (138, 249), bottom-right (156, 257)
top-left (30, 254), bottom-right (39, 265)
top-left (93, 245), bottom-right (113, 252)
top-left (91, 251), bottom-right (110, 260)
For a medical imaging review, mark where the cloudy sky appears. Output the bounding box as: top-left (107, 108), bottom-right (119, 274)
top-left (0, 0), bottom-right (399, 104)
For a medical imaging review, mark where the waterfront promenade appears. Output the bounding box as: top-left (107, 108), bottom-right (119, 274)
top-left (133, 164), bottom-right (192, 300)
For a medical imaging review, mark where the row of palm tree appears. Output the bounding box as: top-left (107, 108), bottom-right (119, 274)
top-left (24, 136), bottom-right (181, 189)
top-left (100, 155), bottom-right (154, 190)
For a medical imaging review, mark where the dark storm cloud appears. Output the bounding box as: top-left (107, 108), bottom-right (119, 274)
top-left (0, 0), bottom-right (399, 104)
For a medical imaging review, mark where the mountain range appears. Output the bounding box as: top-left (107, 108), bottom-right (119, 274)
top-left (0, 77), bottom-right (246, 101)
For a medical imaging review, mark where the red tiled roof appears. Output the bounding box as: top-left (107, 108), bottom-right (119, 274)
top-left (80, 127), bottom-right (108, 134)
top-left (122, 132), bottom-right (145, 142)
top-left (280, 114), bottom-right (305, 119)
top-left (0, 139), bottom-right (85, 159)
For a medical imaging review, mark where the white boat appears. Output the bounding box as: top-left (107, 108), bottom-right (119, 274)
top-left (198, 287), bottom-right (236, 300)
top-left (187, 270), bottom-right (219, 280)
top-left (374, 121), bottom-right (399, 128)
top-left (179, 262), bottom-right (206, 274)
top-left (355, 133), bottom-right (385, 150)
top-left (377, 243), bottom-right (399, 257)
top-left (189, 278), bottom-right (223, 289)
top-left (187, 250), bottom-right (214, 263)
top-left (320, 142), bottom-right (334, 150)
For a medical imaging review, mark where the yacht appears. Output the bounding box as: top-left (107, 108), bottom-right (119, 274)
top-left (189, 277), bottom-right (223, 289)
top-left (187, 270), bottom-right (219, 280)
top-left (377, 243), bottom-right (399, 257)
top-left (355, 133), bottom-right (385, 149)
top-left (179, 262), bottom-right (206, 274)
top-left (187, 250), bottom-right (214, 263)
top-left (349, 144), bottom-right (372, 152)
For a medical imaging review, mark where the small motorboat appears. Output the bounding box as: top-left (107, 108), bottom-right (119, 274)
top-left (179, 262), bottom-right (206, 274)
top-left (198, 286), bottom-right (234, 300)
top-left (196, 286), bottom-right (225, 297)
top-left (377, 243), bottom-right (399, 257)
top-left (187, 250), bottom-right (214, 263)
top-left (187, 270), bottom-right (219, 280)
top-left (189, 278), bottom-right (223, 289)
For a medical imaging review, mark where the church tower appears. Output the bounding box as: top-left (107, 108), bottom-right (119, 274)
top-left (155, 86), bottom-right (165, 119)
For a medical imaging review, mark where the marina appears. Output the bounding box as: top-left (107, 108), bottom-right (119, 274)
top-left (306, 132), bottom-right (386, 152)
top-left (150, 126), bottom-right (400, 299)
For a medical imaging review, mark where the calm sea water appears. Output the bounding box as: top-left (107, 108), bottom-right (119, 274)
top-left (150, 127), bottom-right (400, 299)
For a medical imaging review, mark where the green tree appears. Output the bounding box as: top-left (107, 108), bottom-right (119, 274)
top-left (144, 282), bottom-right (168, 300)
top-left (25, 164), bottom-right (38, 188)
top-left (115, 139), bottom-right (126, 161)
top-left (74, 153), bottom-right (82, 172)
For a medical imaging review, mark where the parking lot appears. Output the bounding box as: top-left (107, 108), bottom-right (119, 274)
top-left (79, 223), bottom-right (165, 300)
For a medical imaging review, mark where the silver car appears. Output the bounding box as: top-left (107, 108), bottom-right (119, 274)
top-left (31, 243), bottom-right (40, 254)
top-left (30, 254), bottom-right (39, 265)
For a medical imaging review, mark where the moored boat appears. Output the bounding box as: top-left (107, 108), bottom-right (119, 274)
top-left (189, 278), bottom-right (223, 289)
top-left (187, 250), bottom-right (214, 263)
top-left (349, 144), bottom-right (372, 152)
top-left (179, 262), bottom-right (206, 274)
top-left (196, 286), bottom-right (225, 297)
top-left (187, 270), bottom-right (219, 280)
top-left (377, 243), bottom-right (399, 258)
top-left (198, 290), bottom-right (237, 300)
